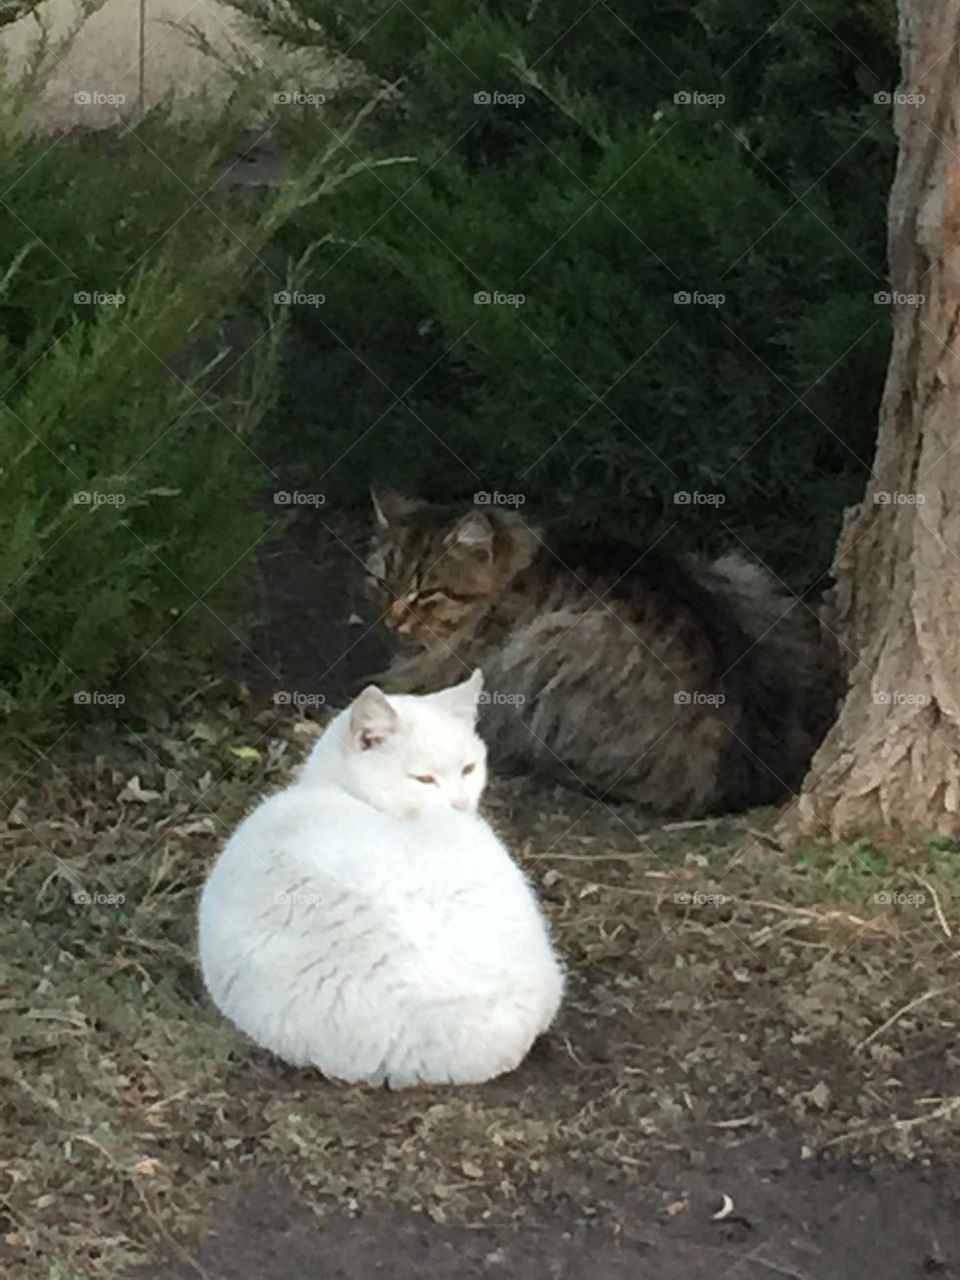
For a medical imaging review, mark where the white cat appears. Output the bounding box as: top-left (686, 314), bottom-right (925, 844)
top-left (197, 670), bottom-right (564, 1087)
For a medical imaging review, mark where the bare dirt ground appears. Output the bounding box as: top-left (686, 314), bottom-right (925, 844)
top-left (4, 515), bottom-right (960, 1279)
top-left (143, 1154), bottom-right (960, 1279)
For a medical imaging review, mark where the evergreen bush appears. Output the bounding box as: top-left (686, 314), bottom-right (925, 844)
top-left (0, 91), bottom-right (367, 752)
top-left (239, 0), bottom-right (898, 583)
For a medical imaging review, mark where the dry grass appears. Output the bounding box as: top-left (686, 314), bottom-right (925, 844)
top-left (3, 694), bottom-right (960, 1277)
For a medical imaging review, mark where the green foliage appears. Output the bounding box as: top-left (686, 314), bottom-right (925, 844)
top-left (0, 114), bottom-right (288, 751)
top-left (241, 0), bottom-right (898, 582)
top-left (794, 840), bottom-right (891, 900)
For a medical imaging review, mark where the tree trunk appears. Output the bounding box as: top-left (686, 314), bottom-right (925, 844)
top-left (789, 0), bottom-right (960, 839)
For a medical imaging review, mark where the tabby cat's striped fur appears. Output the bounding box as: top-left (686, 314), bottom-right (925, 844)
top-left (365, 492), bottom-right (839, 816)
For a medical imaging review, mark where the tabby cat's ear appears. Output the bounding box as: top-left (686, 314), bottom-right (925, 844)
top-left (371, 488), bottom-right (421, 529)
top-left (444, 511), bottom-right (494, 554)
top-left (434, 668), bottom-right (484, 720)
top-left (349, 685), bottom-right (400, 749)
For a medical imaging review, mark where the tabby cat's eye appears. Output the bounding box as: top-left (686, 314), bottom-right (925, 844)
top-left (462, 763), bottom-right (476, 776)
top-left (413, 774), bottom-right (437, 785)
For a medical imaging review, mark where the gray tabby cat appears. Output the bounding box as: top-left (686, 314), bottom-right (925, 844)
top-left (363, 492), bottom-right (840, 817)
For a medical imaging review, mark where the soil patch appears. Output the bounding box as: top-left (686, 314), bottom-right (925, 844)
top-left (143, 1143), bottom-right (960, 1280)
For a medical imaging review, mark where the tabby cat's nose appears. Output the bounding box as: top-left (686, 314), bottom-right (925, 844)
top-left (386, 598), bottom-right (421, 635)
top-left (385, 599), bottom-right (408, 630)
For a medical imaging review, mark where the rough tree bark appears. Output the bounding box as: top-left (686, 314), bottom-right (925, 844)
top-left (790, 0), bottom-right (960, 839)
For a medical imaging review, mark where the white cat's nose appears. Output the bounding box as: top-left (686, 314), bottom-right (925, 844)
top-left (452, 797), bottom-right (471, 812)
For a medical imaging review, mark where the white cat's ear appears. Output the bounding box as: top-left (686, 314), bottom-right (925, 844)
top-left (350, 685), bottom-right (400, 749)
top-left (434, 668), bottom-right (484, 720)
top-left (371, 488), bottom-right (420, 529)
top-left (463, 667), bottom-right (484, 700)
top-left (444, 512), bottom-right (493, 554)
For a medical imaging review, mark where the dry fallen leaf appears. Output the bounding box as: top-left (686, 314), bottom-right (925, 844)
top-left (118, 776), bottom-right (162, 804)
top-left (170, 817), bottom-right (217, 838)
top-left (293, 720), bottom-right (324, 740)
top-left (808, 1080), bottom-right (832, 1111)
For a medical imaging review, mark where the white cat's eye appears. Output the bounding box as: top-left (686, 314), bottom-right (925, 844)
top-left (413, 774), bottom-right (437, 785)
top-left (462, 763), bottom-right (476, 776)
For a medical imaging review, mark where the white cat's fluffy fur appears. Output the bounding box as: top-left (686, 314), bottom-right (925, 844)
top-left (197, 670), bottom-right (564, 1087)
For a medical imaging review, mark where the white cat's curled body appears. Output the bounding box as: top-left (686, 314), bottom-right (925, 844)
top-left (197, 671), bottom-right (564, 1087)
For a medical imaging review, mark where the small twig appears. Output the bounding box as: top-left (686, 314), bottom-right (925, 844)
top-left (743, 825), bottom-right (784, 849)
top-left (822, 1096), bottom-right (960, 1147)
top-left (744, 899), bottom-right (885, 931)
top-left (559, 1034), bottom-right (588, 1068)
top-left (858, 984), bottom-right (958, 1051)
top-left (917, 876), bottom-right (952, 936)
top-left (144, 1087), bottom-right (191, 1114)
top-left (668, 1239), bottom-right (809, 1279)
top-left (731, 1256), bottom-right (807, 1280)
top-left (534, 850), bottom-right (662, 862)
top-left (550, 874), bottom-right (670, 899)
